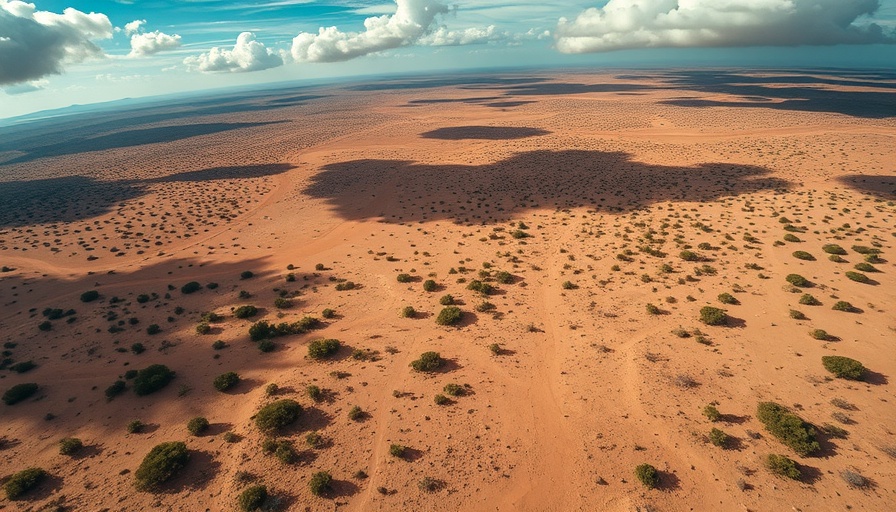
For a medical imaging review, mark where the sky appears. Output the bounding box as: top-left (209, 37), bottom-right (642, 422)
top-left (1, 0), bottom-right (895, 119)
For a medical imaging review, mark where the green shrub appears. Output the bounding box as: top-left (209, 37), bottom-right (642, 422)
top-left (679, 250), bottom-right (699, 262)
top-left (703, 405), bottom-right (721, 422)
top-left (756, 402), bottom-right (819, 456)
top-left (274, 441), bottom-right (297, 464)
top-left (146, 324), bottom-right (161, 335)
top-left (389, 444), bottom-right (406, 458)
top-left (785, 274), bottom-right (809, 287)
top-left (334, 281), bottom-right (356, 291)
top-left (495, 271), bottom-right (513, 284)
top-left (809, 329), bottom-right (831, 341)
top-left (765, 454), bottom-right (800, 480)
top-left (851, 245), bottom-right (880, 255)
top-left (400, 306), bottom-right (416, 318)
top-left (561, 280), bottom-right (577, 290)
top-left (832, 301), bottom-right (856, 312)
top-left (9, 361), bottom-right (36, 373)
top-left (213, 372), bottom-right (240, 392)
top-left (635, 463), bottom-right (659, 489)
top-left (59, 437), bottom-right (83, 455)
top-left (238, 485), bottom-right (268, 511)
top-left (853, 262), bottom-right (878, 272)
top-left (717, 293), bottom-right (738, 305)
top-left (212, 340), bottom-right (226, 350)
top-left (306, 385), bottom-right (322, 402)
top-left (308, 339), bottom-right (340, 360)
top-left (845, 271), bottom-right (870, 283)
top-left (249, 317), bottom-right (321, 341)
top-left (783, 234), bottom-right (801, 243)
top-left (240, 271), bottom-right (254, 279)
top-left (348, 405), bottom-right (364, 421)
top-left (475, 301), bottom-right (496, 313)
top-left (645, 303), bottom-right (660, 315)
top-left (788, 309), bottom-right (806, 320)
top-left (396, 273), bottom-right (412, 283)
top-left (443, 383), bottom-right (464, 396)
top-left (131, 343), bottom-right (145, 354)
top-left (708, 428), bottom-right (729, 447)
top-left (439, 294), bottom-right (455, 306)
top-left (105, 380), bottom-right (126, 399)
top-left (821, 356), bottom-right (865, 380)
top-left (255, 399), bottom-right (302, 433)
top-left (699, 306), bottom-right (727, 326)
top-left (822, 244), bottom-right (847, 255)
top-left (436, 306), bottom-right (463, 326)
top-left (792, 251), bottom-right (815, 261)
top-left (322, 308), bottom-right (336, 319)
top-left (187, 417), bottom-right (209, 436)
top-left (829, 254), bottom-right (846, 262)
top-left (466, 280), bottom-right (495, 295)
top-left (80, 290), bottom-right (99, 302)
top-left (411, 352), bottom-right (444, 372)
top-left (196, 322), bottom-right (211, 335)
top-left (434, 394), bottom-right (450, 405)
top-left (3, 467), bottom-right (46, 499)
top-left (134, 442), bottom-right (189, 491)
top-left (234, 305), bottom-right (258, 319)
top-left (133, 365), bottom-right (175, 396)
top-left (309, 471), bottom-right (332, 496)
top-left (306, 431), bottom-right (324, 448)
top-left (423, 279), bottom-right (437, 292)
top-left (798, 294), bottom-right (821, 306)
top-left (180, 281), bottom-right (202, 294)
top-left (37, 320), bottom-right (52, 331)
top-left (127, 420), bottom-right (145, 434)
top-left (3, 383), bottom-right (38, 405)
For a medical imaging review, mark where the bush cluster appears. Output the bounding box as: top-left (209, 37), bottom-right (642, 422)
top-left (255, 400), bottom-right (302, 433)
top-left (699, 306), bottom-right (727, 326)
top-left (756, 402), bottom-right (819, 456)
top-left (213, 372), bottom-right (240, 391)
top-left (3, 467), bottom-right (46, 499)
top-left (133, 365), bottom-right (175, 396)
top-left (238, 485), bottom-right (268, 511)
top-left (410, 352), bottom-right (444, 372)
top-left (822, 356), bottom-right (865, 380)
top-left (765, 454), bottom-right (800, 480)
top-left (436, 306), bottom-right (463, 326)
top-left (3, 383), bottom-right (38, 405)
top-left (308, 339), bottom-right (340, 360)
top-left (248, 317), bottom-right (321, 341)
top-left (134, 442), bottom-right (189, 491)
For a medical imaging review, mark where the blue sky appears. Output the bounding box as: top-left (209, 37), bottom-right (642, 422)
top-left (1, 0), bottom-right (894, 118)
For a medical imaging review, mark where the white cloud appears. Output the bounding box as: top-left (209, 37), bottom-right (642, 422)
top-left (556, 0), bottom-right (895, 54)
top-left (124, 18), bottom-right (144, 36)
top-left (129, 30), bottom-right (182, 57)
top-left (0, 0), bottom-right (113, 85)
top-left (420, 24), bottom-right (505, 46)
top-left (184, 32), bottom-right (284, 73)
top-left (291, 0), bottom-right (450, 62)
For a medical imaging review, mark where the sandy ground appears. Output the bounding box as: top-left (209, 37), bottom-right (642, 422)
top-left (0, 69), bottom-right (894, 511)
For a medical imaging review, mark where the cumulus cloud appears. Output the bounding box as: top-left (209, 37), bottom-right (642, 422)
top-left (556, 0), bottom-right (894, 54)
top-left (0, 0), bottom-right (113, 85)
top-left (129, 30), bottom-right (181, 57)
top-left (420, 25), bottom-right (505, 46)
top-left (291, 0), bottom-right (450, 62)
top-left (184, 32), bottom-right (283, 73)
top-left (124, 18), bottom-right (144, 36)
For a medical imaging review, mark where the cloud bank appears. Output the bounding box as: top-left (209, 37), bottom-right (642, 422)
top-left (0, 0), bottom-right (113, 85)
top-left (421, 25), bottom-right (505, 46)
top-left (291, 0), bottom-right (450, 62)
top-left (556, 0), bottom-right (894, 54)
top-left (184, 32), bottom-right (283, 73)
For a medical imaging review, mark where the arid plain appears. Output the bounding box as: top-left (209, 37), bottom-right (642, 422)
top-left (0, 69), bottom-right (894, 511)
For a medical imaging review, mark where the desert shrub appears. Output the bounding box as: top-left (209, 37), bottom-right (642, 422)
top-left (180, 281), bottom-right (202, 294)
top-left (832, 301), bottom-right (856, 312)
top-left (821, 423), bottom-right (849, 439)
top-left (699, 306), bottom-right (727, 326)
top-left (840, 469), bottom-right (869, 488)
top-left (718, 293), bottom-right (738, 305)
top-left (400, 306), bottom-right (416, 318)
top-left (207, 282), bottom-right (219, 290)
top-left (495, 271), bottom-right (513, 284)
top-left (306, 385), bottom-right (322, 402)
top-left (809, 329), bottom-right (831, 341)
top-left (466, 280), bottom-right (495, 295)
top-left (322, 308), bottom-right (336, 319)
top-left (475, 301), bottom-right (496, 313)
top-left (306, 431), bottom-right (324, 448)
top-left (783, 233), bottom-right (801, 242)
top-left (645, 303), bottom-right (660, 315)
top-left (133, 365), bottom-right (175, 396)
top-left (212, 340), bottom-right (226, 350)
top-left (249, 317), bottom-right (321, 341)
top-left (679, 250), bottom-right (699, 262)
top-left (196, 322), bottom-right (211, 335)
top-left (146, 324), bottom-right (161, 335)
top-left (309, 471), bottom-right (332, 496)
top-left (3, 383), bottom-right (38, 405)
top-left (434, 394), bottom-right (450, 405)
top-left (240, 271), bottom-right (254, 280)
top-left (255, 399), bottom-right (302, 433)
top-left (213, 371), bottom-right (240, 391)
top-left (798, 294), bottom-right (821, 306)
top-left (137, 294), bottom-right (150, 303)
top-left (3, 467), bottom-right (46, 499)
top-left (853, 262), bottom-right (878, 272)
top-left (635, 463), bottom-right (659, 489)
top-left (423, 279), bottom-right (437, 292)
top-left (105, 380), bottom-right (126, 399)
top-left (9, 361), bottom-right (36, 373)
top-left (785, 274), bottom-right (809, 287)
top-left (703, 405), bottom-right (721, 422)
top-left (234, 305), bottom-right (258, 319)
top-left (765, 454), bottom-right (800, 480)
top-left (238, 485), bottom-right (268, 511)
top-left (134, 442), bottom-right (189, 491)
top-left (396, 273), bottom-right (412, 283)
top-left (851, 245), bottom-right (880, 255)
top-left (273, 297), bottom-right (292, 309)
top-left (334, 281), bottom-right (356, 291)
top-left (792, 251), bottom-right (814, 261)
top-left (436, 306), bottom-right (463, 326)
top-left (439, 294), bottom-right (455, 305)
top-left (845, 271), bottom-right (870, 283)
top-left (258, 339), bottom-right (275, 353)
top-left (389, 444), bottom-right (406, 458)
top-left (308, 339), bottom-right (340, 360)
top-left (187, 417), bottom-right (209, 436)
top-left (411, 351), bottom-right (444, 372)
top-left (865, 253), bottom-right (883, 263)
top-left (38, 320), bottom-right (52, 331)
top-left (348, 405), bottom-right (364, 421)
top-left (443, 383), bottom-right (464, 396)
top-left (561, 280), bottom-right (577, 290)
top-left (822, 244), bottom-right (847, 255)
top-left (127, 420), bottom-right (145, 434)
top-left (131, 343), bottom-right (145, 354)
top-left (829, 254), bottom-right (846, 263)
top-left (80, 290), bottom-right (99, 302)
top-left (822, 356), bottom-right (865, 380)
top-left (274, 441), bottom-right (297, 464)
top-left (708, 428), bottom-right (729, 447)
top-left (756, 402), bottom-right (819, 456)
top-left (59, 437), bottom-right (83, 455)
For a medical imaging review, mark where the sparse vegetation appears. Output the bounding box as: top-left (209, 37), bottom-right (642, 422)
top-left (703, 404), bottom-right (721, 422)
top-left (3, 467), bottom-right (46, 499)
top-left (308, 338), bottom-right (340, 360)
top-left (411, 351), bottom-right (444, 372)
top-left (708, 428), bottom-right (729, 447)
top-left (699, 306), bottom-right (727, 326)
top-left (822, 356), bottom-right (865, 380)
top-left (832, 301), bottom-right (857, 312)
top-left (134, 442), bottom-right (189, 491)
top-left (765, 454), bottom-right (800, 480)
top-left (436, 306), bottom-right (463, 326)
top-left (400, 306), bottom-right (416, 318)
top-left (845, 271), bottom-right (870, 283)
top-left (180, 281), bottom-right (202, 294)
top-left (756, 402), bottom-right (819, 456)
top-left (798, 294), bottom-right (821, 306)
top-left (80, 290), bottom-right (99, 303)
top-left (717, 293), bottom-right (738, 305)
top-left (234, 305), bottom-right (258, 319)
top-left (785, 274), bottom-right (809, 287)
top-left (238, 485), bottom-right (268, 511)
top-left (59, 437), bottom-right (83, 455)
top-left (309, 471), bottom-right (332, 496)
top-left (792, 251), bottom-right (815, 261)
top-left (822, 244), bottom-right (847, 255)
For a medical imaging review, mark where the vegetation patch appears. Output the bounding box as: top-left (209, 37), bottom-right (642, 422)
top-left (3, 383), bottom-right (38, 405)
top-left (133, 365), bottom-right (175, 396)
top-left (822, 356), bottom-right (865, 380)
top-left (785, 274), bottom-right (809, 287)
top-left (411, 352), bottom-right (445, 372)
top-left (436, 306), bottom-right (463, 326)
top-left (845, 271), bottom-right (870, 284)
top-left (134, 442), bottom-right (189, 491)
top-left (213, 372), bottom-right (240, 391)
top-left (699, 306), bottom-right (727, 326)
top-left (3, 467), bottom-right (46, 500)
top-left (756, 402), bottom-right (819, 456)
top-left (255, 399), bottom-right (302, 433)
top-left (635, 463), bottom-right (659, 489)
top-left (308, 339), bottom-right (340, 360)
top-left (765, 454), bottom-right (800, 480)
top-left (238, 485), bottom-right (268, 512)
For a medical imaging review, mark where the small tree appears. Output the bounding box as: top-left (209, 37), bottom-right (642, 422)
top-left (133, 365), bottom-right (175, 396)
top-left (2, 383), bottom-right (39, 405)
